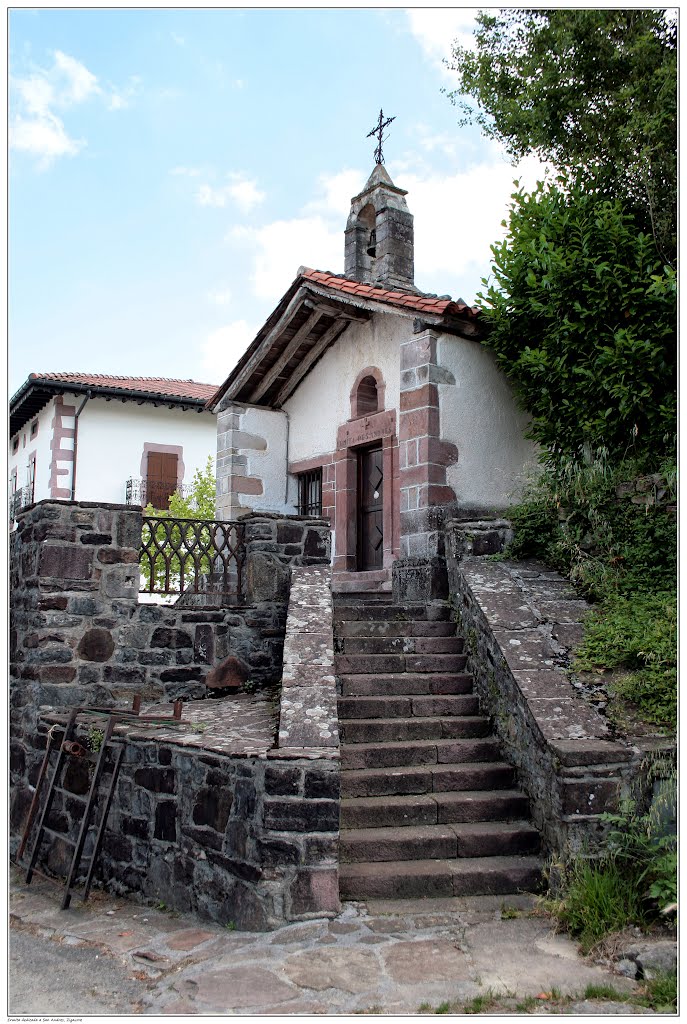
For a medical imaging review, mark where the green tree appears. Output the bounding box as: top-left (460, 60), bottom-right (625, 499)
top-left (141, 455), bottom-right (217, 593)
top-left (480, 179), bottom-right (676, 464)
top-left (447, 9), bottom-right (677, 263)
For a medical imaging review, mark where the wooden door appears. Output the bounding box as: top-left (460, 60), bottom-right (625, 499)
top-left (146, 451), bottom-right (178, 509)
top-left (358, 445), bottom-right (383, 570)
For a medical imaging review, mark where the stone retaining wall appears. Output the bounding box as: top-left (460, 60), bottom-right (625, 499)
top-left (446, 549), bottom-right (641, 857)
top-left (14, 705), bottom-right (339, 930)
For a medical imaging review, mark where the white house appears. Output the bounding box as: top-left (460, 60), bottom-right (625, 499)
top-left (9, 372), bottom-right (218, 520)
top-left (208, 163), bottom-right (537, 590)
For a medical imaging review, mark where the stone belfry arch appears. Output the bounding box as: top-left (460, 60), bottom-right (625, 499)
top-left (344, 163), bottom-right (415, 291)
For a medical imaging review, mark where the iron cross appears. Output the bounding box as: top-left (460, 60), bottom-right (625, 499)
top-left (367, 109), bottom-right (396, 165)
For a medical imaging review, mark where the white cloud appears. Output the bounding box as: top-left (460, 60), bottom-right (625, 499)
top-left (106, 75), bottom-right (142, 111)
top-left (10, 112), bottom-right (82, 165)
top-left (11, 50), bottom-right (133, 166)
top-left (229, 215), bottom-right (342, 301)
top-left (403, 152), bottom-right (551, 300)
top-left (406, 9), bottom-right (479, 78)
top-left (197, 173), bottom-right (266, 213)
top-left (199, 319), bottom-right (258, 380)
top-left (52, 49), bottom-right (100, 105)
top-left (303, 168), bottom-right (365, 219)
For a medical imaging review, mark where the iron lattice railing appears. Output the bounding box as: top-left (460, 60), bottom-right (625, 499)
top-left (140, 516), bottom-right (246, 601)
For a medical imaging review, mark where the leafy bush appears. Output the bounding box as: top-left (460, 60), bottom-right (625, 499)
top-left (479, 181), bottom-right (676, 464)
top-left (576, 592), bottom-right (677, 727)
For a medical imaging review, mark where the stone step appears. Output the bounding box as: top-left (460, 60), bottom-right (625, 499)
top-left (340, 715), bottom-right (490, 744)
top-left (339, 856), bottom-right (542, 900)
top-left (337, 636), bottom-right (464, 656)
top-left (341, 762), bottom-right (515, 798)
top-left (336, 653), bottom-right (468, 675)
top-left (341, 790), bottom-right (531, 829)
top-left (336, 620), bottom-right (457, 639)
top-left (340, 672), bottom-right (473, 697)
top-left (340, 821), bottom-right (541, 863)
top-left (333, 604), bottom-right (450, 622)
top-left (338, 694), bottom-right (479, 720)
top-left (332, 574), bottom-right (392, 595)
top-left (341, 737), bottom-right (503, 769)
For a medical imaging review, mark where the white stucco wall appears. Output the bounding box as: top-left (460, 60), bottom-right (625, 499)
top-left (9, 398), bottom-right (56, 503)
top-left (437, 334), bottom-right (538, 509)
top-left (71, 396), bottom-right (216, 505)
top-left (241, 405), bottom-right (290, 513)
top-left (284, 311), bottom-right (407, 462)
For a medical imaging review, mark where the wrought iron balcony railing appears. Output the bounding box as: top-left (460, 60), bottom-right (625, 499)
top-left (9, 487), bottom-right (32, 524)
top-left (125, 477), bottom-right (193, 509)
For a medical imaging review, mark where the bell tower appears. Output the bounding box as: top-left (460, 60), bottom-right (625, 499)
top-left (344, 163), bottom-right (415, 291)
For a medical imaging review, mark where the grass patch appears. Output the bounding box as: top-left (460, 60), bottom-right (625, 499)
top-left (462, 991), bottom-right (501, 1014)
top-left (552, 859), bottom-right (646, 953)
top-left (500, 903), bottom-right (520, 920)
top-left (640, 970), bottom-right (678, 1012)
top-left (583, 983), bottom-right (630, 1001)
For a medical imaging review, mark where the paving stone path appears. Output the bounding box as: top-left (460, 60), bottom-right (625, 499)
top-left (10, 866), bottom-right (658, 1016)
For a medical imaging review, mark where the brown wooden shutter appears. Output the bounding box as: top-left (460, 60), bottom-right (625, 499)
top-left (146, 452), bottom-right (178, 509)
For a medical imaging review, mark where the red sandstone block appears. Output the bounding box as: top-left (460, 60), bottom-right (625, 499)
top-left (399, 463), bottom-right (448, 488)
top-left (418, 436), bottom-right (459, 467)
top-left (335, 454), bottom-right (357, 491)
top-left (400, 384), bottom-right (439, 412)
top-left (399, 407), bottom-right (440, 441)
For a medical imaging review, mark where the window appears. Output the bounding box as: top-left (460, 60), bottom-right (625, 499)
top-left (356, 375), bottom-right (379, 416)
top-left (12, 437), bottom-right (18, 454)
top-left (30, 421), bottom-right (38, 439)
top-left (298, 469), bottom-right (322, 516)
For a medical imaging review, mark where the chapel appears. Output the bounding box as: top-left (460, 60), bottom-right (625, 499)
top-left (208, 161), bottom-right (535, 591)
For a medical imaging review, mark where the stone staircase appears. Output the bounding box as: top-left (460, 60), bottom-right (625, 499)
top-left (334, 593), bottom-right (542, 901)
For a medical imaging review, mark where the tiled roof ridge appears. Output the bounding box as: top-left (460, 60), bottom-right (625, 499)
top-left (31, 371), bottom-right (218, 388)
top-left (301, 267), bottom-right (480, 317)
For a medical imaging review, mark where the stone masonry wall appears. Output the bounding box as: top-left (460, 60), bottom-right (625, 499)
top-left (10, 500), bottom-right (336, 929)
top-left (15, 712), bottom-right (339, 930)
top-left (445, 536), bottom-right (642, 857)
top-left (10, 501), bottom-right (330, 709)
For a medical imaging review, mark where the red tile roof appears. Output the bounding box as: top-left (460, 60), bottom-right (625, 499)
top-left (27, 372), bottom-right (219, 402)
top-left (302, 268), bottom-right (480, 319)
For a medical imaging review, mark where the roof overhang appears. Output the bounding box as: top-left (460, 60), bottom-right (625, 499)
top-left (208, 271), bottom-right (484, 411)
top-left (10, 377), bottom-right (212, 437)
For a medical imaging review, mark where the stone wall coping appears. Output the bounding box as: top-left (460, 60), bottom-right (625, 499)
top-left (278, 566), bottom-right (339, 750)
top-left (19, 498), bottom-right (140, 514)
top-left (241, 511), bottom-right (330, 525)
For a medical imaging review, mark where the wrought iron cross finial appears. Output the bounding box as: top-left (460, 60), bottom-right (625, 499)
top-left (366, 108), bottom-right (396, 165)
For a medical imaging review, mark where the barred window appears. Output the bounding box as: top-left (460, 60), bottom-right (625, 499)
top-left (297, 469), bottom-right (322, 516)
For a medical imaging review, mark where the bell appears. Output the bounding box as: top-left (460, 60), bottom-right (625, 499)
top-left (366, 228), bottom-right (376, 257)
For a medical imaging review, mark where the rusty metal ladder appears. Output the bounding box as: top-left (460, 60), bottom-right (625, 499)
top-left (19, 697), bottom-right (183, 909)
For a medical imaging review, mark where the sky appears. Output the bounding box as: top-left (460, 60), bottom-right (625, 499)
top-left (8, 7), bottom-right (549, 395)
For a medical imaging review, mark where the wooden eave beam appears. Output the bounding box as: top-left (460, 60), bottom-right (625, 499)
top-left (275, 318), bottom-right (349, 407)
top-left (248, 307), bottom-right (324, 403)
top-left (225, 286), bottom-right (310, 400)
